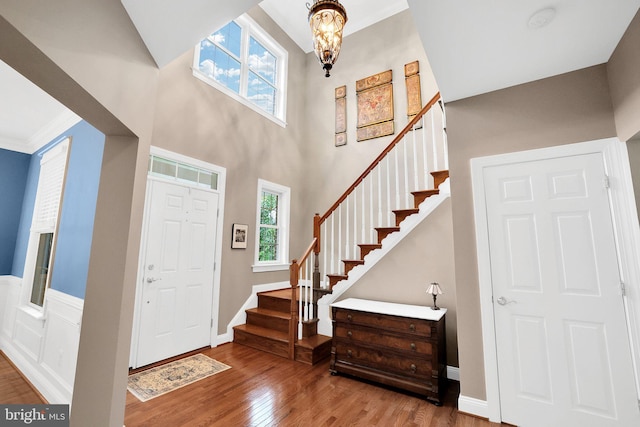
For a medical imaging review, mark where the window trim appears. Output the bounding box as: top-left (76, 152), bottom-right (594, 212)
top-left (252, 179), bottom-right (290, 273)
top-left (193, 14), bottom-right (288, 128)
top-left (21, 138), bottom-right (70, 311)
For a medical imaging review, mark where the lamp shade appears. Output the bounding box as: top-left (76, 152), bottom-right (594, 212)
top-left (308, 0), bottom-right (348, 77)
top-left (426, 282), bottom-right (443, 295)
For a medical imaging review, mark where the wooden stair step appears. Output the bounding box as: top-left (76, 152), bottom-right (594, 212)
top-left (245, 307), bottom-right (290, 333)
top-left (233, 324), bottom-right (289, 359)
top-left (257, 288), bottom-right (295, 313)
top-left (342, 259), bottom-right (364, 274)
top-left (392, 208), bottom-right (419, 226)
top-left (431, 170), bottom-right (449, 188)
top-left (359, 243), bottom-right (382, 259)
top-left (295, 335), bottom-right (332, 365)
top-left (327, 274), bottom-right (348, 289)
top-left (375, 226), bottom-right (400, 243)
top-left (411, 189), bottom-right (439, 208)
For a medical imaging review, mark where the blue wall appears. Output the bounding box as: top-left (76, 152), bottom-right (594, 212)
top-left (0, 149), bottom-right (30, 275)
top-left (10, 120), bottom-right (105, 300)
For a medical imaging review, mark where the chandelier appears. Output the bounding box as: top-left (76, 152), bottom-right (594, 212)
top-left (308, 0), bottom-right (348, 77)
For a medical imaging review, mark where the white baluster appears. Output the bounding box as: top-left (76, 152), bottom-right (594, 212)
top-left (369, 174), bottom-right (374, 242)
top-left (385, 157), bottom-right (392, 226)
top-left (338, 206), bottom-right (342, 273)
top-left (412, 123), bottom-right (419, 191)
top-left (403, 137), bottom-right (409, 208)
top-left (322, 221), bottom-right (327, 289)
top-left (440, 101), bottom-right (449, 170)
top-left (421, 116), bottom-right (429, 188)
top-left (361, 182), bottom-right (366, 245)
top-left (394, 149), bottom-right (400, 210)
top-left (377, 166), bottom-right (382, 227)
top-left (431, 109), bottom-right (438, 173)
top-left (345, 197), bottom-right (350, 260)
top-left (353, 190), bottom-right (358, 258)
top-left (330, 214), bottom-right (335, 274)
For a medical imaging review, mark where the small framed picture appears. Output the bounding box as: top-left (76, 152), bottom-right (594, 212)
top-left (231, 223), bottom-right (248, 249)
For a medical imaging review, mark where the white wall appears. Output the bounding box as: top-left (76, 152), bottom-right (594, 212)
top-left (0, 276), bottom-right (83, 403)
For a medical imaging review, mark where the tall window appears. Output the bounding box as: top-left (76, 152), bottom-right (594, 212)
top-left (193, 14), bottom-right (288, 126)
top-left (24, 138), bottom-right (70, 308)
top-left (253, 179), bottom-right (290, 272)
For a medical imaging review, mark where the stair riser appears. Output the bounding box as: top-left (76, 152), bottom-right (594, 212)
top-left (343, 261), bottom-right (364, 275)
top-left (258, 294), bottom-right (292, 313)
top-left (295, 341), bottom-right (331, 365)
top-left (246, 311), bottom-right (289, 333)
top-left (359, 245), bottom-right (381, 259)
top-left (233, 329), bottom-right (289, 359)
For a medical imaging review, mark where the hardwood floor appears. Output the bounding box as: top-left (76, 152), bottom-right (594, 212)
top-left (0, 351), bottom-right (45, 404)
top-left (0, 345), bottom-right (503, 426)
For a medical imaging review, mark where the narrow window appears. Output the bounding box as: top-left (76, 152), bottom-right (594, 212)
top-left (253, 179), bottom-right (290, 272)
top-left (23, 138), bottom-right (70, 308)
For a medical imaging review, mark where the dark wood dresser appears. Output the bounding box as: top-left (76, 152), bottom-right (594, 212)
top-left (330, 298), bottom-right (447, 404)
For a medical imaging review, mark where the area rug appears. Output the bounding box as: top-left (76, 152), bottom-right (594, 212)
top-left (127, 354), bottom-right (231, 402)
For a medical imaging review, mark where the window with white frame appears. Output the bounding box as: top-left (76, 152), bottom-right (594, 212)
top-left (253, 179), bottom-right (290, 272)
top-left (23, 138), bottom-right (70, 308)
top-left (193, 14), bottom-right (288, 126)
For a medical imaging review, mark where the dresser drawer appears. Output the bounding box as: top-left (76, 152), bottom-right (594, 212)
top-left (333, 308), bottom-right (432, 337)
top-left (334, 323), bottom-right (433, 355)
top-left (333, 341), bottom-right (433, 380)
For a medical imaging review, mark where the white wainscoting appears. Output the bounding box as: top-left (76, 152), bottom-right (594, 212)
top-left (0, 276), bottom-right (83, 404)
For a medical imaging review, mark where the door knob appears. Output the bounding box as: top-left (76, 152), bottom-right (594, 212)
top-left (146, 277), bottom-right (161, 283)
top-left (496, 296), bottom-right (515, 305)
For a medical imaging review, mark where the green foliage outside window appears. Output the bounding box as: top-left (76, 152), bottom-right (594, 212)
top-left (259, 191), bottom-right (279, 261)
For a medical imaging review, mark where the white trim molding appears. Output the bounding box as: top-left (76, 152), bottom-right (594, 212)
top-left (458, 395), bottom-right (489, 419)
top-left (470, 138), bottom-right (640, 422)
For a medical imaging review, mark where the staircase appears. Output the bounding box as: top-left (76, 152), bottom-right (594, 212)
top-left (233, 93), bottom-right (448, 364)
top-left (233, 288), bottom-right (332, 364)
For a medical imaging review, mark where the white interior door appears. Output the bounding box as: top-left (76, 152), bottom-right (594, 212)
top-left (136, 179), bottom-right (219, 367)
top-left (483, 152), bottom-right (640, 426)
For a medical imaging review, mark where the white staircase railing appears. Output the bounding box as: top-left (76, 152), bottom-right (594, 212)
top-left (289, 92), bottom-right (447, 346)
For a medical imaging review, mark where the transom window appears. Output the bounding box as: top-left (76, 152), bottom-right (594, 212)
top-left (193, 15), bottom-right (288, 126)
top-left (253, 179), bottom-right (290, 272)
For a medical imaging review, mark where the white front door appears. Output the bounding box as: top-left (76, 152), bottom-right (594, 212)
top-left (483, 152), bottom-right (639, 426)
top-left (136, 179), bottom-right (219, 367)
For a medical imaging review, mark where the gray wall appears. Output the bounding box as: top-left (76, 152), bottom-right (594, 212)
top-left (342, 199), bottom-right (458, 367)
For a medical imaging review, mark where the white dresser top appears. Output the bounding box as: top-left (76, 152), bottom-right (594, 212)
top-left (331, 298), bottom-right (446, 321)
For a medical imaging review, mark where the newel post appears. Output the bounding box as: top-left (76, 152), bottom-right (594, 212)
top-left (313, 213), bottom-right (321, 289)
top-left (289, 259), bottom-right (299, 360)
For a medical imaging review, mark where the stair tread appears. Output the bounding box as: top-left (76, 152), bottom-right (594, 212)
top-left (296, 334), bottom-right (332, 349)
top-left (233, 324), bottom-right (289, 342)
top-left (392, 208), bottom-right (419, 214)
top-left (412, 189), bottom-right (439, 195)
top-left (246, 307), bottom-right (291, 320)
top-left (358, 243), bottom-right (382, 248)
top-left (375, 226), bottom-right (401, 231)
top-left (343, 259), bottom-right (365, 263)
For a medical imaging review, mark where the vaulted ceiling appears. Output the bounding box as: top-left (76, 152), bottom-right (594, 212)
top-left (1, 0), bottom-right (638, 153)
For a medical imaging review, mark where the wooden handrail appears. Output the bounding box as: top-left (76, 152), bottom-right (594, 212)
top-left (319, 92), bottom-right (441, 224)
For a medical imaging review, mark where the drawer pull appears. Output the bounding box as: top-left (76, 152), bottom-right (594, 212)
top-left (410, 364), bottom-right (417, 373)
top-left (347, 350), bottom-right (352, 358)
top-left (347, 331), bottom-right (352, 338)
top-left (347, 314), bottom-right (353, 321)
top-left (409, 323), bottom-right (416, 332)
top-left (410, 343), bottom-right (416, 351)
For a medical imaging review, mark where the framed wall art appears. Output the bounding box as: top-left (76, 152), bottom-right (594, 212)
top-left (231, 223), bottom-right (248, 249)
top-left (404, 61), bottom-right (422, 121)
top-left (335, 85), bottom-right (347, 146)
top-left (356, 69), bottom-right (394, 141)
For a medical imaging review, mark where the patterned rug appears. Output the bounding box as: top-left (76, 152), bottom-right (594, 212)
top-left (127, 354), bottom-right (231, 402)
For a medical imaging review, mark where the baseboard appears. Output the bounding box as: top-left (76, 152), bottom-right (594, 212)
top-left (458, 394), bottom-right (489, 419)
top-left (446, 365), bottom-right (459, 381)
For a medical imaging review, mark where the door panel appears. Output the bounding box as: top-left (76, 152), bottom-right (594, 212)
top-left (484, 152), bottom-right (639, 426)
top-left (136, 180), bottom-right (219, 367)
